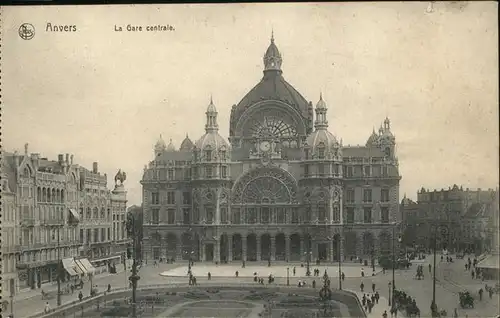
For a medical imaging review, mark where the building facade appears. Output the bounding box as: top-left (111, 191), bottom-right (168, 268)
top-left (2, 145), bottom-right (128, 294)
top-left (409, 185), bottom-right (498, 252)
top-left (1, 171), bottom-right (19, 297)
top-left (141, 35), bottom-right (402, 263)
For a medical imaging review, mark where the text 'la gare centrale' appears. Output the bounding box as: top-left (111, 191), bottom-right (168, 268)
top-left (114, 24), bottom-right (175, 32)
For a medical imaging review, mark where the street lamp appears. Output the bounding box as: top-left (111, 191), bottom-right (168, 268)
top-left (388, 281), bottom-right (392, 306)
top-left (390, 222), bottom-right (402, 309)
top-left (51, 227), bottom-right (62, 307)
top-left (304, 250), bottom-right (312, 277)
top-left (126, 212), bottom-right (142, 318)
top-left (286, 267), bottom-right (290, 286)
top-left (431, 224), bottom-right (449, 315)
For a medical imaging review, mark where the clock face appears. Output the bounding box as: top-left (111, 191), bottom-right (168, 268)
top-left (260, 141), bottom-right (271, 152)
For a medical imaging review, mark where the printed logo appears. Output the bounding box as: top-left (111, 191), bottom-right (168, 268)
top-left (19, 23), bottom-right (35, 40)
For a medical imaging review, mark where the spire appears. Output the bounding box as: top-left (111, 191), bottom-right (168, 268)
top-left (166, 138), bottom-right (176, 151)
top-left (263, 31), bottom-right (282, 72)
top-left (314, 94), bottom-right (329, 130)
top-left (205, 97), bottom-right (219, 133)
top-left (384, 116), bottom-right (391, 131)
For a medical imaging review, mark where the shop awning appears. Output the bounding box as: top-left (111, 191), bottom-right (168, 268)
top-left (74, 259), bottom-right (88, 275)
top-left (62, 258), bottom-right (79, 276)
top-left (77, 258), bottom-right (96, 274)
top-left (477, 254), bottom-right (500, 270)
top-left (68, 208), bottom-right (80, 221)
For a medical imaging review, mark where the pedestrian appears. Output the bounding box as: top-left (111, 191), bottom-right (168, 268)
top-left (383, 310), bottom-right (388, 318)
top-left (479, 288), bottom-right (483, 301)
top-left (293, 267), bottom-right (296, 276)
top-left (428, 263), bottom-right (431, 273)
top-left (368, 301), bottom-right (373, 313)
top-left (360, 282), bottom-right (364, 292)
top-left (472, 271), bottom-right (475, 279)
top-left (208, 272), bottom-right (211, 280)
top-left (361, 268), bottom-right (365, 277)
top-left (312, 280), bottom-right (316, 288)
top-left (78, 291), bottom-right (83, 302)
top-left (375, 291), bottom-right (380, 304)
top-left (489, 288), bottom-right (493, 299)
top-left (341, 272), bottom-right (345, 281)
top-left (107, 284), bottom-right (111, 292)
top-left (453, 308), bottom-right (458, 318)
top-left (362, 294), bottom-right (366, 306)
top-left (235, 270), bottom-right (239, 277)
top-left (44, 302), bottom-right (51, 313)
top-left (372, 282), bottom-right (376, 292)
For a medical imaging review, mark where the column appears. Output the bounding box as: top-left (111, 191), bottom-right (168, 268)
top-left (312, 241), bottom-right (318, 261)
top-left (300, 238), bottom-right (305, 262)
top-left (271, 236), bottom-right (276, 261)
top-left (374, 234), bottom-right (380, 258)
top-left (242, 236), bottom-right (247, 262)
top-left (285, 234), bottom-right (291, 262)
top-left (356, 232), bottom-right (363, 258)
top-left (256, 235), bottom-right (261, 261)
top-left (228, 235), bottom-right (233, 262)
top-left (200, 241), bottom-right (206, 261)
top-left (215, 240), bottom-right (221, 263)
top-left (215, 188), bottom-right (221, 225)
top-left (329, 187), bottom-right (334, 223)
top-left (176, 236), bottom-right (182, 261)
top-left (340, 232), bottom-right (345, 262)
top-left (329, 240), bottom-right (335, 262)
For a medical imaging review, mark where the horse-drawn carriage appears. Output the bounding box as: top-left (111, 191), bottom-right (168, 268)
top-left (459, 291), bottom-right (474, 308)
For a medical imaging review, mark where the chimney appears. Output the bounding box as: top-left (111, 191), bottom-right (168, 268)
top-left (70, 154), bottom-right (74, 165)
top-left (65, 154), bottom-right (69, 163)
top-left (93, 162), bottom-right (98, 173)
top-left (58, 154), bottom-right (64, 163)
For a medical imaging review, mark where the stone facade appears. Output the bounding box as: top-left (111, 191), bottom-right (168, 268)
top-left (141, 35), bottom-right (402, 263)
top-left (2, 146), bottom-right (128, 294)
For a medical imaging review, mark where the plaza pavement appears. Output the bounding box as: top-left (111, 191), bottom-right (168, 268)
top-left (15, 256), bottom-right (499, 318)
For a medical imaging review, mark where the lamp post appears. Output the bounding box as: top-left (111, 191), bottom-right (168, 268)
top-left (286, 267), bottom-right (290, 286)
top-left (305, 250), bottom-right (312, 277)
top-left (390, 222), bottom-right (402, 309)
top-left (51, 227), bottom-right (62, 307)
top-left (126, 213), bottom-right (141, 318)
top-left (431, 224), bottom-right (449, 315)
top-left (388, 281), bottom-right (392, 306)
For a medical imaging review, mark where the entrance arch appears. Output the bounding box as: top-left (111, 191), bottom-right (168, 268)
top-left (275, 233), bottom-right (286, 261)
top-left (166, 233), bottom-right (177, 260)
top-left (232, 234), bottom-right (242, 261)
top-left (379, 231), bottom-right (391, 255)
top-left (261, 234), bottom-right (271, 261)
top-left (290, 233), bottom-right (301, 261)
top-left (344, 231), bottom-right (358, 258)
top-left (247, 234), bottom-right (257, 261)
top-left (220, 234), bottom-right (229, 263)
top-left (363, 232), bottom-right (375, 256)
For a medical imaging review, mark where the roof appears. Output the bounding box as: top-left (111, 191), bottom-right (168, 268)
top-left (232, 72), bottom-right (310, 127)
top-left (180, 135), bottom-right (194, 151)
top-left (342, 146), bottom-right (385, 158)
top-left (477, 254), bottom-right (500, 270)
top-left (464, 203), bottom-right (487, 218)
top-left (1, 153), bottom-right (17, 192)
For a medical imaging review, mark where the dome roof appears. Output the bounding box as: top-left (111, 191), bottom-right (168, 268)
top-left (306, 129), bottom-right (339, 152)
top-left (316, 93), bottom-right (327, 110)
top-left (180, 134), bottom-right (194, 151)
top-left (195, 132), bottom-right (229, 151)
top-left (154, 135), bottom-right (166, 151)
top-left (166, 139), bottom-right (176, 151)
top-left (366, 129), bottom-right (379, 146)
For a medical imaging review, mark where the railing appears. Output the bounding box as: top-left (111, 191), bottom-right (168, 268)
top-left (29, 282), bottom-right (367, 318)
top-left (42, 219), bottom-right (65, 226)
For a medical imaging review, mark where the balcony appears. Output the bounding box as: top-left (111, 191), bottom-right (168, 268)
top-left (2, 245), bottom-right (21, 253)
top-left (20, 218), bottom-right (36, 227)
top-left (42, 218), bottom-right (65, 226)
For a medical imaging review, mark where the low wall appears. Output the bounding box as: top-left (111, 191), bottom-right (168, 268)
top-left (33, 283), bottom-right (366, 318)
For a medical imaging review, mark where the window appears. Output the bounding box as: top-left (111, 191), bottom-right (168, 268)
top-left (206, 207), bottom-right (214, 224)
top-left (107, 228), bottom-right (110, 241)
top-left (346, 208), bottom-right (355, 223)
top-left (193, 167), bottom-right (198, 178)
top-left (333, 164), bottom-right (339, 175)
top-left (167, 192), bottom-right (175, 204)
top-left (232, 208), bottom-right (241, 224)
top-left (87, 229), bottom-right (91, 243)
top-left (363, 189), bottom-right (372, 202)
top-left (318, 204), bottom-right (327, 222)
top-left (152, 208), bottom-right (160, 224)
top-left (181, 208), bottom-right (190, 224)
top-left (220, 150), bottom-right (227, 160)
top-left (183, 192), bottom-right (191, 205)
top-left (345, 166), bottom-right (353, 177)
top-left (364, 166), bottom-right (371, 177)
top-left (221, 207), bottom-right (228, 224)
top-left (261, 207), bottom-right (270, 224)
top-left (221, 166), bottom-right (228, 178)
top-left (167, 209), bottom-right (175, 224)
top-left (277, 208), bottom-right (286, 224)
top-left (318, 164), bottom-right (325, 175)
top-left (346, 189), bottom-right (355, 203)
top-left (80, 229), bottom-right (84, 243)
top-left (382, 166), bottom-right (388, 177)
top-left (205, 150), bottom-right (212, 162)
top-left (101, 228), bottom-right (105, 242)
top-left (381, 189), bottom-right (390, 202)
top-left (318, 147), bottom-right (325, 159)
top-left (205, 166), bottom-right (212, 178)
top-left (292, 208), bottom-right (299, 224)
top-left (79, 208), bottom-right (84, 220)
top-left (363, 208), bottom-right (372, 223)
top-left (305, 149), bottom-right (309, 160)
top-left (381, 207), bottom-right (389, 223)
top-left (247, 208), bottom-right (257, 224)
top-left (151, 192), bottom-right (160, 205)
top-left (304, 164), bottom-right (309, 177)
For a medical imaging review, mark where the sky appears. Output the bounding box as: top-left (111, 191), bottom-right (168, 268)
top-left (2, 2), bottom-right (499, 206)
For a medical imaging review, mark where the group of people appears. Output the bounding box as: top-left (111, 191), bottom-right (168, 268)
top-left (358, 282), bottom-right (381, 314)
top-left (465, 257), bottom-right (484, 280)
top-left (390, 289), bottom-right (420, 318)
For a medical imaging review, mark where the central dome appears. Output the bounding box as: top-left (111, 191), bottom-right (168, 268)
top-left (230, 34), bottom-right (311, 136)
